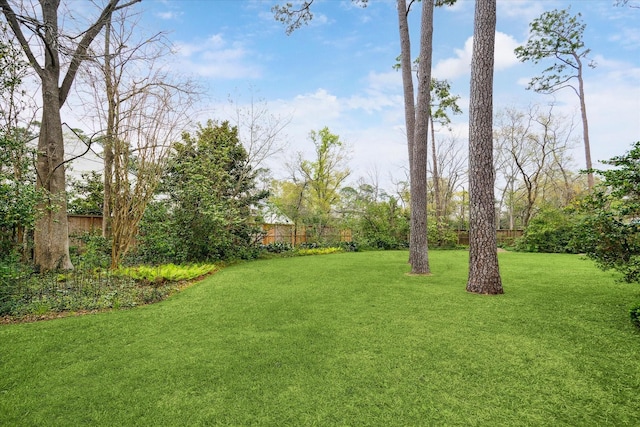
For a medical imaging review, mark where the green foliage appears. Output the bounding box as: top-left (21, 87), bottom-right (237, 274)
top-left (137, 120), bottom-right (268, 263)
top-left (345, 190), bottom-right (410, 250)
top-left (514, 7), bottom-right (593, 94)
top-left (0, 25), bottom-right (39, 260)
top-left (296, 247), bottom-right (344, 256)
top-left (300, 127), bottom-right (350, 237)
top-left (261, 242), bottom-right (294, 254)
top-left (0, 263), bottom-right (218, 318)
top-left (67, 171), bottom-right (104, 215)
top-left (516, 207), bottom-right (581, 253)
top-left (129, 201), bottom-right (175, 265)
top-left (428, 221), bottom-right (458, 248)
top-left (575, 142), bottom-right (640, 282)
top-left (0, 126), bottom-right (39, 258)
top-left (115, 263), bottom-right (218, 284)
top-left (70, 232), bottom-right (111, 270)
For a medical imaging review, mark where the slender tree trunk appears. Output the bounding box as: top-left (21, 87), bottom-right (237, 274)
top-left (408, 0), bottom-right (434, 275)
top-left (576, 58), bottom-right (594, 189)
top-left (467, 0), bottom-right (502, 294)
top-left (430, 114), bottom-right (443, 244)
top-left (397, 0), bottom-right (418, 266)
top-left (102, 17), bottom-right (115, 238)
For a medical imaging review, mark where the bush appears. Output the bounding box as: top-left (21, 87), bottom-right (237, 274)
top-left (261, 242), bottom-right (294, 254)
top-left (428, 221), bottom-right (459, 249)
top-left (70, 232), bottom-right (111, 269)
top-left (297, 247), bottom-right (344, 256)
top-left (630, 303), bottom-right (640, 329)
top-left (516, 207), bottom-right (581, 253)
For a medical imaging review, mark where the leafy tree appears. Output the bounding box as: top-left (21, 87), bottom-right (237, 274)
top-left (67, 171), bottom-right (104, 216)
top-left (429, 79), bottom-right (462, 224)
top-left (157, 120), bottom-right (268, 263)
top-left (576, 142), bottom-right (640, 282)
top-left (340, 183), bottom-right (409, 250)
top-left (0, 0), bottom-right (140, 270)
top-left (298, 127), bottom-right (350, 241)
top-left (269, 179), bottom-right (309, 245)
top-left (0, 23), bottom-right (38, 261)
top-left (493, 104), bottom-right (579, 228)
top-left (467, 0), bottom-right (503, 294)
top-left (515, 8), bottom-right (595, 189)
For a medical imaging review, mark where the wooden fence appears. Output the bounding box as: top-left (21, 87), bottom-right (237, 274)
top-left (67, 215), bottom-right (521, 247)
top-left (261, 224), bottom-right (352, 246)
top-left (455, 229), bottom-right (523, 246)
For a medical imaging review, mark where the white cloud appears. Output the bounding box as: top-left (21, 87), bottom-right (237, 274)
top-left (497, 0), bottom-right (547, 24)
top-left (171, 34), bottom-right (261, 80)
top-left (433, 32), bottom-right (520, 80)
top-left (156, 11), bottom-right (182, 20)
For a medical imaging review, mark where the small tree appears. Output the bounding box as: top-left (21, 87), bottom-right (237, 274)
top-left (0, 23), bottom-right (38, 260)
top-left (158, 120), bottom-right (268, 262)
top-left (577, 142), bottom-right (640, 282)
top-left (515, 8), bottom-right (595, 189)
top-left (297, 127), bottom-right (351, 242)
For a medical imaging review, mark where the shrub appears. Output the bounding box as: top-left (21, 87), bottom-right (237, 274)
top-left (261, 242), bottom-right (294, 254)
top-left (70, 232), bottom-right (111, 269)
top-left (516, 207), bottom-right (581, 253)
top-left (338, 241), bottom-right (359, 252)
top-left (428, 221), bottom-right (459, 249)
top-left (630, 303), bottom-right (640, 329)
top-left (296, 247), bottom-right (344, 256)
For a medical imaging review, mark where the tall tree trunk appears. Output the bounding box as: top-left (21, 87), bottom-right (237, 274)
top-left (33, 4), bottom-right (73, 271)
top-left (397, 0), bottom-right (417, 266)
top-left (576, 58), bottom-right (594, 189)
top-left (102, 17), bottom-right (115, 238)
top-left (34, 76), bottom-right (73, 270)
top-left (467, 0), bottom-right (502, 294)
top-left (409, 0), bottom-right (433, 274)
top-left (430, 114), bottom-right (443, 244)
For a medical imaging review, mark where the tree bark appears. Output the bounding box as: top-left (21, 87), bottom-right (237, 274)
top-left (35, 70), bottom-right (74, 270)
top-left (397, 0), bottom-right (418, 266)
top-left (102, 16), bottom-right (115, 238)
top-left (409, 0), bottom-right (434, 275)
top-left (576, 57), bottom-right (594, 189)
top-left (467, 0), bottom-right (503, 294)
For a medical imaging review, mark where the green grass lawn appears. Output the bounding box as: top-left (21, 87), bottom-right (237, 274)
top-left (1, 250), bottom-right (639, 426)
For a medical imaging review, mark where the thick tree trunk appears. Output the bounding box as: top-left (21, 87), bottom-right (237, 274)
top-left (467, 0), bottom-right (502, 294)
top-left (34, 72), bottom-right (73, 270)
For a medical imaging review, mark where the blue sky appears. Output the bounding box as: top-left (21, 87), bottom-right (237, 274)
top-left (130, 0), bottom-right (639, 189)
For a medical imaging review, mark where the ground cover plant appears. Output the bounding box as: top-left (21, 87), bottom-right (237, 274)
top-left (0, 263), bottom-right (217, 319)
top-left (1, 251), bottom-right (639, 425)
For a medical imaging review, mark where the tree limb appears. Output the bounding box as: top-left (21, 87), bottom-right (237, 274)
top-left (0, 0), bottom-right (44, 77)
top-left (59, 0), bottom-right (141, 106)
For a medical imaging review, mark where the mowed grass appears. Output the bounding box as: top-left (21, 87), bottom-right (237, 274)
top-left (1, 250), bottom-right (639, 426)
